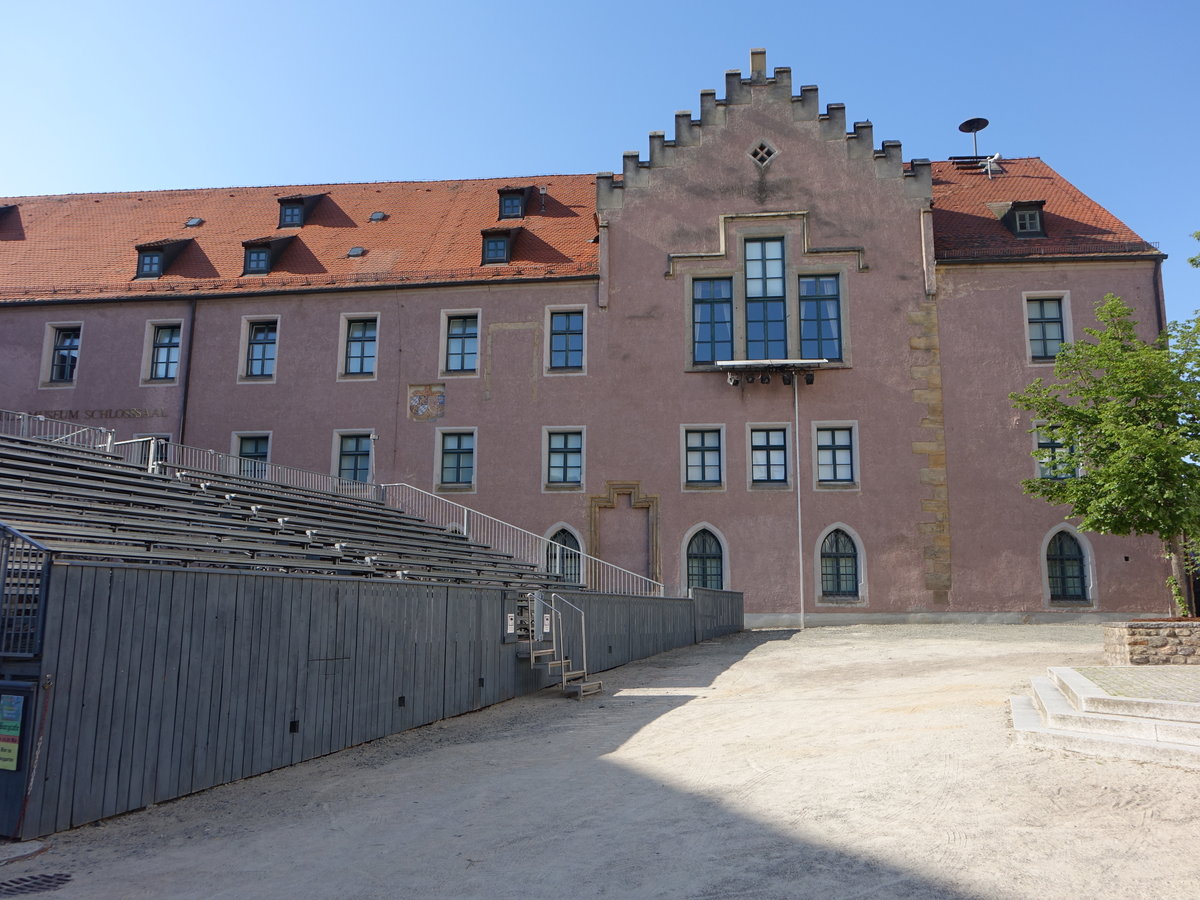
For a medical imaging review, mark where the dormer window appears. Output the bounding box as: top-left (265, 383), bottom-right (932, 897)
top-left (279, 203), bottom-right (304, 227)
top-left (498, 186), bottom-right (533, 219)
top-left (137, 251), bottom-right (163, 278)
top-left (990, 200), bottom-right (1047, 238)
top-left (133, 238), bottom-right (190, 279)
top-left (276, 194), bottom-right (324, 228)
top-left (481, 228), bottom-right (517, 265)
top-left (242, 236), bottom-right (294, 275)
top-left (1015, 209), bottom-right (1043, 234)
top-left (245, 248), bottom-right (270, 273)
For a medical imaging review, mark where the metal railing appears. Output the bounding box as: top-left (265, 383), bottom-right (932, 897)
top-left (112, 437), bottom-right (385, 502)
top-left (523, 591), bottom-right (590, 693)
top-left (385, 484), bottom-right (664, 596)
top-left (0, 410), bottom-right (115, 452)
top-left (0, 525), bottom-right (52, 658)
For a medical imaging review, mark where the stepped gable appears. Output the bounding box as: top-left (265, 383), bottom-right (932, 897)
top-left (0, 175), bottom-right (599, 303)
top-left (929, 157), bottom-right (1161, 261)
top-left (597, 49), bottom-right (934, 210)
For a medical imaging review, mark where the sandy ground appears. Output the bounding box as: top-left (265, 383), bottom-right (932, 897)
top-left (2, 624), bottom-right (1199, 899)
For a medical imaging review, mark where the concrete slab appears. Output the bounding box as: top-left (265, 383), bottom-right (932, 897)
top-left (1050, 666), bottom-right (1200, 723)
top-left (3, 624), bottom-right (1200, 899)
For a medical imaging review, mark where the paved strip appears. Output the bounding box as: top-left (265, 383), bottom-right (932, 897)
top-left (1074, 666), bottom-right (1200, 702)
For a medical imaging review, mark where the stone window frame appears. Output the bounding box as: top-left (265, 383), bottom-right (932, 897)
top-left (440, 309), bottom-right (481, 377)
top-left (1041, 526), bottom-right (1096, 608)
top-left (40, 321), bottom-right (83, 389)
top-left (747, 423), bottom-right (792, 491)
top-left (812, 420), bottom-right (860, 491)
top-left (238, 315), bottom-right (280, 383)
top-left (545, 306), bottom-right (586, 374)
top-left (436, 427), bottom-right (477, 493)
top-left (338, 313), bottom-right (379, 381)
top-left (1023, 290), bottom-right (1071, 365)
top-left (542, 427), bottom-right (585, 492)
top-left (813, 522), bottom-right (868, 607)
top-left (141, 319), bottom-right (184, 386)
top-left (332, 430), bottom-right (374, 484)
top-left (682, 522), bottom-right (728, 592)
top-left (681, 425), bottom-right (725, 491)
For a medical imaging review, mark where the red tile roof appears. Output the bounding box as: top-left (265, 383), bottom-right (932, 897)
top-left (0, 176), bottom-right (599, 303)
top-left (0, 158), bottom-right (1157, 303)
top-left (929, 157), bottom-right (1158, 261)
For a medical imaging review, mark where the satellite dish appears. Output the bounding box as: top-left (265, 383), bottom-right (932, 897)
top-left (958, 117), bottom-right (990, 156)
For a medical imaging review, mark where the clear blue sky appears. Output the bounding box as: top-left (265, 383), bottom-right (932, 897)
top-left (5, 0), bottom-right (1196, 321)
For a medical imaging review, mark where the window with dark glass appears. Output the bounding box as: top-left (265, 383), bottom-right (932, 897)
top-left (816, 427), bottom-right (854, 483)
top-left (50, 327), bottom-right (81, 383)
top-left (686, 429), bottom-right (722, 484)
top-left (547, 431), bottom-right (582, 485)
top-left (745, 239), bottom-right (787, 359)
top-left (245, 322), bottom-right (277, 377)
top-left (549, 311), bottom-right (584, 369)
top-left (279, 203), bottom-right (304, 227)
top-left (751, 428), bottom-right (787, 483)
top-left (499, 193), bottom-right (525, 218)
top-left (692, 278), bottom-right (733, 365)
top-left (1027, 298), bottom-right (1064, 361)
top-left (338, 434), bottom-right (372, 482)
top-left (799, 275), bottom-right (842, 361)
top-left (687, 529), bottom-right (723, 590)
top-left (238, 435), bottom-right (270, 478)
top-left (440, 432), bottom-right (475, 485)
top-left (483, 236), bottom-right (510, 263)
top-left (820, 530), bottom-right (859, 598)
top-left (137, 251), bottom-right (163, 278)
top-left (150, 325), bottom-right (181, 380)
top-left (548, 529), bottom-right (582, 584)
top-left (1048, 532), bottom-right (1087, 601)
top-left (446, 316), bottom-right (478, 372)
top-left (1015, 210), bottom-right (1042, 234)
top-left (344, 318), bottom-right (377, 375)
top-left (244, 248), bottom-right (271, 274)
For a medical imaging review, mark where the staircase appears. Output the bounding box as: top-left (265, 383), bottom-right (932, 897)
top-left (1010, 666), bottom-right (1200, 770)
top-left (516, 592), bottom-right (602, 699)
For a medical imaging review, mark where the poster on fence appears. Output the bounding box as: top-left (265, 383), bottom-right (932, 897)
top-left (0, 694), bottom-right (24, 771)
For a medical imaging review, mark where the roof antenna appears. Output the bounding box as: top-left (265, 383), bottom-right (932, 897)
top-left (958, 117), bottom-right (989, 157)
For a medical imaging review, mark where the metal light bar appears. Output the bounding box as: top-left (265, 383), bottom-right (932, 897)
top-left (713, 358), bottom-right (828, 369)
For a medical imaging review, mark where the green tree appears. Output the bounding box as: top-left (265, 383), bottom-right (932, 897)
top-left (1191, 230), bottom-right (1200, 268)
top-left (1010, 294), bottom-right (1200, 615)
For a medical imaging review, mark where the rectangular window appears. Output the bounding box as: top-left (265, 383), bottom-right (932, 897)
top-left (499, 194), bottom-right (525, 218)
top-left (238, 434), bottom-right (270, 479)
top-left (692, 279), bottom-right (733, 365)
top-left (751, 428), bottom-right (788, 483)
top-left (50, 327), bottom-right (81, 383)
top-left (344, 318), bottom-right (377, 375)
top-left (1036, 428), bottom-right (1076, 480)
top-left (799, 276), bottom-right (842, 361)
top-left (1015, 210), bottom-right (1042, 234)
top-left (149, 325), bottom-right (181, 380)
top-left (686, 429), bottom-right (722, 484)
top-left (483, 236), bottom-right (510, 263)
top-left (446, 315), bottom-right (478, 372)
top-left (745, 239), bottom-right (787, 359)
top-left (137, 251), bottom-right (163, 278)
top-left (244, 248), bottom-right (270, 274)
top-left (1027, 298), bottom-right (1064, 361)
top-left (547, 431), bottom-right (583, 485)
top-left (549, 311), bottom-right (584, 370)
top-left (338, 434), bottom-right (372, 482)
top-left (245, 321), bottom-right (277, 377)
top-left (279, 203), bottom-right (303, 227)
top-left (816, 427), bottom-right (854, 483)
top-left (440, 432), bottom-right (475, 486)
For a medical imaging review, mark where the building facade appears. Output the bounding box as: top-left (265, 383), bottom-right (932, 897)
top-left (0, 51), bottom-right (1172, 623)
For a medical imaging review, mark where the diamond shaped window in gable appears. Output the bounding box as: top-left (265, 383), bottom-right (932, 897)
top-left (750, 141), bottom-right (778, 168)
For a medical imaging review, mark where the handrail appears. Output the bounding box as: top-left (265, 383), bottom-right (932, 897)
top-left (0, 523), bottom-right (54, 658)
top-left (0, 410), bottom-right (115, 452)
top-left (383, 484), bottom-right (664, 597)
top-left (550, 592), bottom-right (588, 679)
top-left (522, 591), bottom-right (589, 693)
top-left (112, 437), bottom-right (385, 502)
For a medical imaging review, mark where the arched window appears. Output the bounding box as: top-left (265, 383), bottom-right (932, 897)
top-left (820, 529), bottom-right (858, 598)
top-left (687, 529), bottom-right (723, 590)
top-left (548, 529), bottom-right (582, 584)
top-left (1047, 531), bottom-right (1087, 601)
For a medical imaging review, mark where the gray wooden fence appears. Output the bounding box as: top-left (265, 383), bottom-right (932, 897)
top-left (0, 562), bottom-right (741, 840)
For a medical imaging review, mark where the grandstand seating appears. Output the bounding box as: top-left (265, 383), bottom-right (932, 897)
top-left (0, 432), bottom-right (575, 590)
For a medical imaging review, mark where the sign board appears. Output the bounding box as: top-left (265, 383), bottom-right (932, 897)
top-left (0, 695), bottom-right (24, 771)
